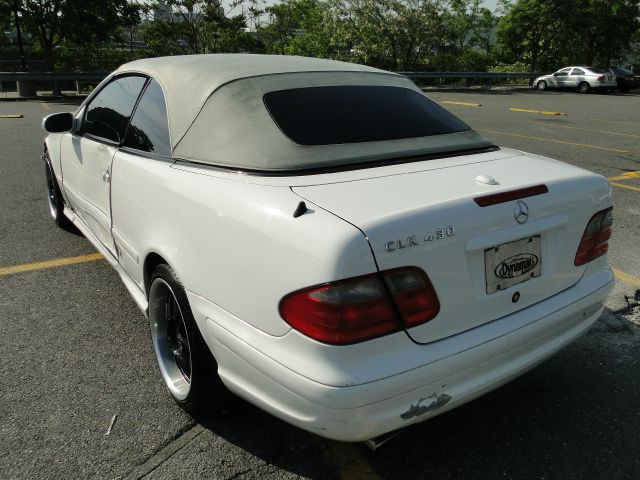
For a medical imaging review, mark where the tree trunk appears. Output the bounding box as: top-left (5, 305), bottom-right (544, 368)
top-left (529, 53), bottom-right (538, 86)
top-left (42, 44), bottom-right (55, 72)
top-left (42, 44), bottom-right (62, 95)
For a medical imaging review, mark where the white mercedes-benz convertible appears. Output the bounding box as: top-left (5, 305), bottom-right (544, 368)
top-left (42, 54), bottom-right (614, 444)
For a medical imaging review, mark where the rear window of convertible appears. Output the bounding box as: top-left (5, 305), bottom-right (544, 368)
top-left (263, 86), bottom-right (471, 146)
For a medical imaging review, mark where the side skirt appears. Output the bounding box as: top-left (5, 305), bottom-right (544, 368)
top-left (63, 206), bottom-right (149, 316)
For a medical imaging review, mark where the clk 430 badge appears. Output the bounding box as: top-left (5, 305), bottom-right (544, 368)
top-left (385, 226), bottom-right (455, 252)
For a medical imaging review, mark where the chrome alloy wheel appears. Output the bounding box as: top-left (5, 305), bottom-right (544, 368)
top-left (149, 278), bottom-right (193, 400)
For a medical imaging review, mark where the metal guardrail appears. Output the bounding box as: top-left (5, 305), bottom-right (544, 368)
top-left (0, 70), bottom-right (548, 97)
top-left (0, 71), bottom-right (109, 97)
top-left (0, 71), bottom-right (108, 82)
top-left (0, 71), bottom-right (546, 82)
top-left (400, 71), bottom-right (548, 90)
top-left (400, 71), bottom-right (547, 79)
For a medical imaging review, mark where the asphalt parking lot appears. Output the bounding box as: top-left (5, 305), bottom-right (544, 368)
top-left (1, 88), bottom-right (639, 480)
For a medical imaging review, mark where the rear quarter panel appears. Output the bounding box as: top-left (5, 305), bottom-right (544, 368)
top-left (109, 151), bottom-right (378, 336)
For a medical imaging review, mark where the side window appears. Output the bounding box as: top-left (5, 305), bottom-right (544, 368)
top-left (123, 80), bottom-right (171, 157)
top-left (84, 76), bottom-right (147, 143)
top-left (571, 68), bottom-right (585, 75)
top-left (556, 68), bottom-right (570, 77)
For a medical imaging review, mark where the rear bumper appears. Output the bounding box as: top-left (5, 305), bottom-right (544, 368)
top-left (190, 268), bottom-right (614, 442)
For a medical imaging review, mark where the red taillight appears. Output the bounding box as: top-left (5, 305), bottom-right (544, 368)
top-left (279, 267), bottom-right (440, 345)
top-left (596, 75), bottom-right (605, 81)
top-left (383, 268), bottom-right (440, 326)
top-left (574, 207), bottom-right (613, 266)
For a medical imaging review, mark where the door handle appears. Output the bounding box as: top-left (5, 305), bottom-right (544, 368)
top-left (102, 170), bottom-right (111, 183)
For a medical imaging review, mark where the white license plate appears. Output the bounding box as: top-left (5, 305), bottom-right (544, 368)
top-left (484, 236), bottom-right (542, 294)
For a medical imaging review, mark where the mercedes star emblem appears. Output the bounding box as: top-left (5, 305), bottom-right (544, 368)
top-left (514, 200), bottom-right (529, 224)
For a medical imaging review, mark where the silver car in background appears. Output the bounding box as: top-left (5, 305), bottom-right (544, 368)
top-left (534, 66), bottom-right (617, 93)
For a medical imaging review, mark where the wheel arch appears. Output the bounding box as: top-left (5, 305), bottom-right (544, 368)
top-left (43, 134), bottom-right (64, 177)
top-left (143, 252), bottom-right (169, 296)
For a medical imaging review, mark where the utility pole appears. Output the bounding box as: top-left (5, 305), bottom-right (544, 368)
top-left (12, 1), bottom-right (27, 71)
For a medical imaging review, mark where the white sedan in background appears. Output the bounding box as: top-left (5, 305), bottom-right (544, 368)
top-left (42, 54), bottom-right (614, 445)
top-left (534, 66), bottom-right (617, 93)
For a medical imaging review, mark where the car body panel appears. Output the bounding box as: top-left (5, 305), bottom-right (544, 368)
top-left (110, 149), bottom-right (378, 336)
top-left (292, 153), bottom-right (611, 343)
top-left (59, 134), bottom-right (118, 255)
top-left (193, 264), bottom-right (613, 441)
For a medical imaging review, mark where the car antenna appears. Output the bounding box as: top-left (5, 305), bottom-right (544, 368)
top-left (293, 201), bottom-right (307, 218)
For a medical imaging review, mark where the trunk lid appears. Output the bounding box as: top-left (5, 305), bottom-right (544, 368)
top-left (292, 152), bottom-right (609, 343)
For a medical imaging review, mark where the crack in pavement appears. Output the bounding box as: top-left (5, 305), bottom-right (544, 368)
top-left (121, 423), bottom-right (204, 479)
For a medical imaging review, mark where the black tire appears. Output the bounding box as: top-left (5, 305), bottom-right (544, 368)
top-left (537, 80), bottom-right (547, 91)
top-left (148, 264), bottom-right (231, 416)
top-left (44, 154), bottom-right (75, 231)
top-left (578, 82), bottom-right (590, 94)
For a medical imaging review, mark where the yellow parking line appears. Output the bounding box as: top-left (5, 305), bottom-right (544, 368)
top-left (476, 129), bottom-right (631, 154)
top-left (531, 122), bottom-right (640, 139)
top-left (609, 181), bottom-right (640, 192)
top-left (608, 176), bottom-right (628, 181)
top-left (613, 268), bottom-right (640, 287)
top-left (0, 253), bottom-right (104, 276)
top-left (608, 171), bottom-right (640, 181)
top-left (0, 114), bottom-right (23, 118)
top-left (40, 102), bottom-right (50, 111)
top-left (510, 108), bottom-right (567, 116)
top-left (442, 100), bottom-right (482, 107)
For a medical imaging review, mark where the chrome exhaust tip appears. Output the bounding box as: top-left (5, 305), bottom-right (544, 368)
top-left (363, 429), bottom-right (405, 450)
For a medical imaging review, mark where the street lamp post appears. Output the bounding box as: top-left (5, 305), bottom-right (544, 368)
top-left (12, 1), bottom-right (27, 71)
top-left (13, 1), bottom-right (37, 97)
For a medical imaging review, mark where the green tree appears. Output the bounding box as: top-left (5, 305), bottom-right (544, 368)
top-left (141, 0), bottom-right (251, 56)
top-left (324, 0), bottom-right (453, 70)
top-left (573, 0), bottom-right (640, 65)
top-left (497, 0), bottom-right (640, 72)
top-left (16, 0), bottom-right (141, 69)
top-left (0, 1), bottom-right (13, 31)
top-left (446, 0), bottom-right (494, 53)
top-left (253, 0), bottom-right (500, 70)
top-left (496, 0), bottom-right (570, 72)
top-left (257, 0), bottom-right (333, 57)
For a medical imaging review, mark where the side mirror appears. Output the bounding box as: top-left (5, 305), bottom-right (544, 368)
top-left (553, 72), bottom-right (559, 76)
top-left (42, 112), bottom-right (74, 133)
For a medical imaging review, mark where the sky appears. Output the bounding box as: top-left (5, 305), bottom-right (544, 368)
top-left (140, 0), bottom-right (502, 17)
top-left (219, 0), bottom-right (502, 17)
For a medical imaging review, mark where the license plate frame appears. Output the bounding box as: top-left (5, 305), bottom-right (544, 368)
top-left (484, 235), bottom-right (542, 294)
